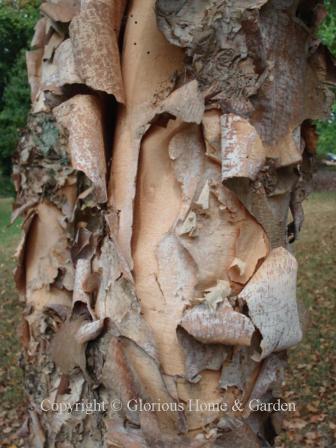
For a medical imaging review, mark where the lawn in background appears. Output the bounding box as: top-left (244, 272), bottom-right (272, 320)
top-left (0, 198), bottom-right (24, 447)
top-left (278, 192), bottom-right (336, 447)
top-left (0, 193), bottom-right (335, 447)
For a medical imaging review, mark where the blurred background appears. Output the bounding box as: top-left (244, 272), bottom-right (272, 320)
top-left (0, 1), bottom-right (335, 447)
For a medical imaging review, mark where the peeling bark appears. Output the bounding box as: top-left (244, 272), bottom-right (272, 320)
top-left (14, 0), bottom-right (335, 447)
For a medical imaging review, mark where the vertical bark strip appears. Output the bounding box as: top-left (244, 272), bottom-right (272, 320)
top-left (14, 0), bottom-right (336, 447)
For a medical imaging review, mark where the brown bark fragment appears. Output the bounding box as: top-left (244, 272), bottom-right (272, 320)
top-left (26, 48), bottom-right (43, 102)
top-left (220, 346), bottom-right (259, 392)
top-left (221, 114), bottom-right (266, 181)
top-left (45, 39), bottom-right (82, 89)
top-left (25, 202), bottom-right (74, 299)
top-left (177, 327), bottom-right (229, 383)
top-left (40, 1), bottom-right (80, 23)
top-left (70, 0), bottom-right (126, 101)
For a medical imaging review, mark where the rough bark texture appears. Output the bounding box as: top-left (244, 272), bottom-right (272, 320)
top-left (14, 0), bottom-right (335, 447)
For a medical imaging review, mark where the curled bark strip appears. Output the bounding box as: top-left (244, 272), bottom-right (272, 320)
top-left (180, 302), bottom-right (255, 346)
top-left (70, 0), bottom-right (126, 101)
top-left (54, 95), bottom-right (107, 203)
top-left (240, 247), bottom-right (302, 360)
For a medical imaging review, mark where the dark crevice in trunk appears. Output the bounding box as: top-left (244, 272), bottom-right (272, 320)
top-left (102, 94), bottom-right (118, 188)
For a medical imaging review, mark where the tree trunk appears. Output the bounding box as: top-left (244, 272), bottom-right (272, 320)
top-left (14, 0), bottom-right (335, 447)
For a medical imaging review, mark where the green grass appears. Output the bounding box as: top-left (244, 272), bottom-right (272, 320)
top-left (0, 198), bottom-right (24, 445)
top-left (0, 198), bottom-right (21, 245)
top-left (0, 174), bottom-right (15, 198)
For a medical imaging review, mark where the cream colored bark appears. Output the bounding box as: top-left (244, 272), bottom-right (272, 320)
top-left (14, 0), bottom-right (335, 447)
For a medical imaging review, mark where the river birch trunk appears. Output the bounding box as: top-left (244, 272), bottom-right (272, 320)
top-left (14, 0), bottom-right (335, 447)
